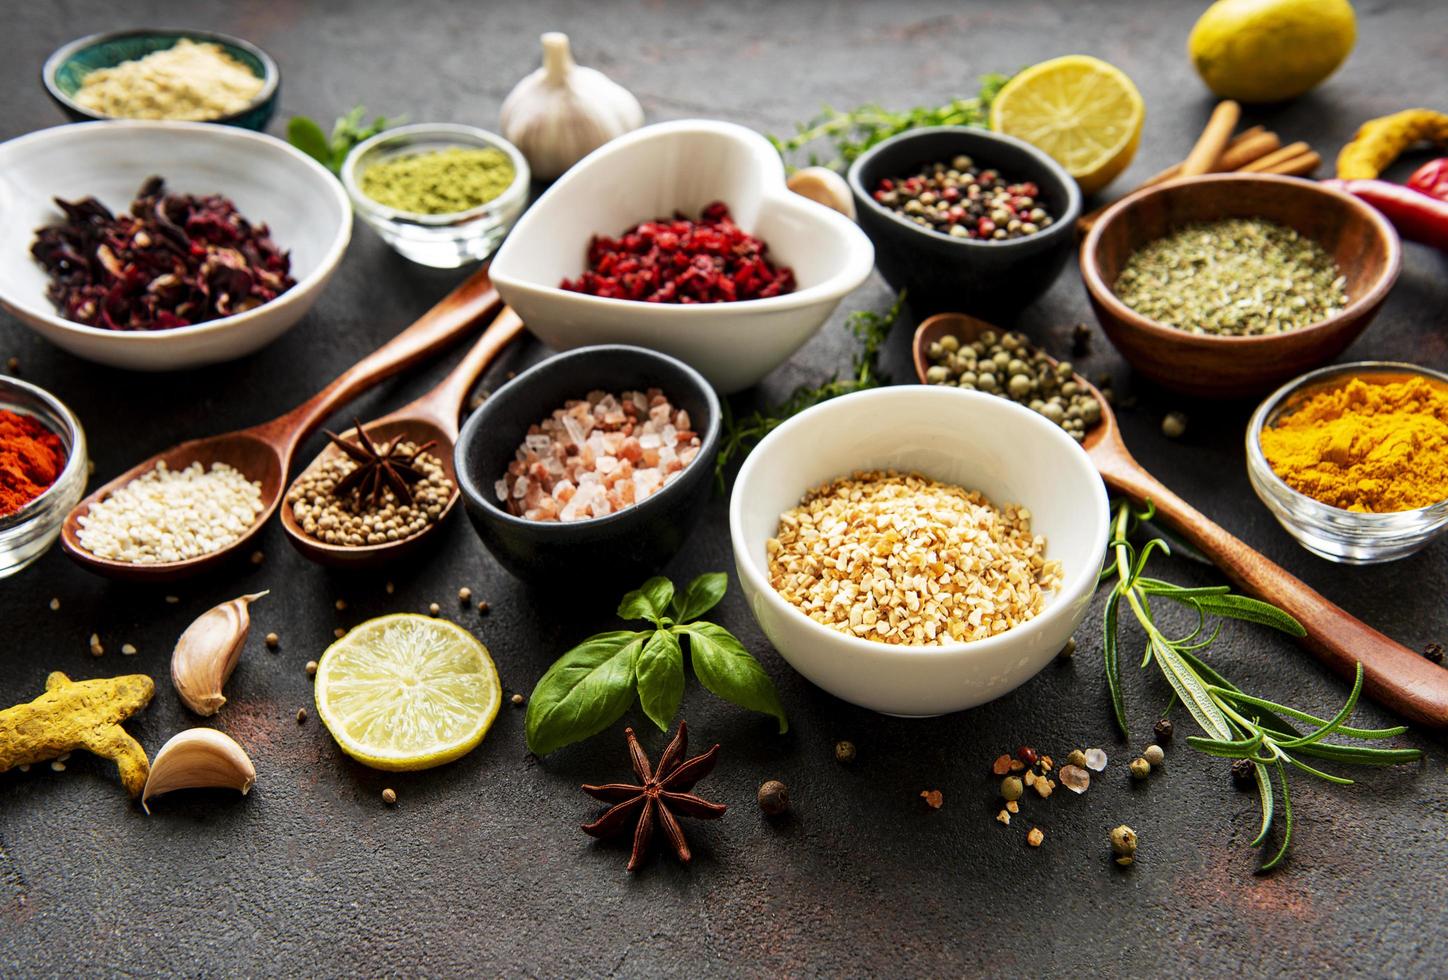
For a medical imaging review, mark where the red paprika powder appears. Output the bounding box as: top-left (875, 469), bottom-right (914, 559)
top-left (0, 409), bottom-right (66, 517)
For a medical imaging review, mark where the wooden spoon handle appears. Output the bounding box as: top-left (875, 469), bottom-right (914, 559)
top-left (1104, 463), bottom-right (1448, 729)
top-left (401, 306), bottom-right (527, 431)
top-left (258, 265), bottom-right (503, 448)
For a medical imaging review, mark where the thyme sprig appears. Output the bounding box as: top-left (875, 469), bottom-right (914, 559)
top-left (769, 75), bottom-right (1011, 172)
top-left (1101, 501), bottom-right (1421, 871)
top-left (714, 291), bottom-right (904, 487)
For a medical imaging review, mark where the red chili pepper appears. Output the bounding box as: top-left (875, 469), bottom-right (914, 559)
top-left (1321, 177), bottom-right (1448, 252)
top-left (1407, 158), bottom-right (1448, 202)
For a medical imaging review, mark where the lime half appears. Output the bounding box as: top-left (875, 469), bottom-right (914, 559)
top-left (314, 613), bottom-right (501, 771)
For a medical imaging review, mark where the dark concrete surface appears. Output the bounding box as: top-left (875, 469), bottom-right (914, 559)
top-left (2, 1), bottom-right (1446, 976)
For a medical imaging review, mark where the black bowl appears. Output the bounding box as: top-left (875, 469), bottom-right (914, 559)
top-left (846, 127), bottom-right (1082, 315)
top-left (455, 345), bottom-right (721, 584)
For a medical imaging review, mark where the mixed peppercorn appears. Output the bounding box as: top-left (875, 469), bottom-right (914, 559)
top-left (872, 156), bottom-right (1055, 241)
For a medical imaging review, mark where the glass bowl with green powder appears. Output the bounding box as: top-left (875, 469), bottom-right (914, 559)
top-left (343, 123), bottom-right (529, 268)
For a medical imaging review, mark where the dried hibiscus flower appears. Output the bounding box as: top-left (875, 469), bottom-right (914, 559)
top-left (30, 176), bottom-right (295, 331)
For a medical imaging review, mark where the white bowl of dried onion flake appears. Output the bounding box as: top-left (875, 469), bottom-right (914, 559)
top-left (729, 385), bottom-right (1109, 717)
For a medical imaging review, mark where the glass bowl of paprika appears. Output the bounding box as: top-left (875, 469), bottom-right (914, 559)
top-left (0, 375), bottom-right (87, 578)
top-left (1246, 361), bottom-right (1448, 564)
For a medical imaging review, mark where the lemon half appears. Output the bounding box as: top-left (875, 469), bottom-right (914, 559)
top-left (990, 55), bottom-right (1145, 196)
top-left (314, 614), bottom-right (501, 771)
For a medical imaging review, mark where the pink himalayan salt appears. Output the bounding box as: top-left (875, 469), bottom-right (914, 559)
top-left (496, 388), bottom-right (700, 522)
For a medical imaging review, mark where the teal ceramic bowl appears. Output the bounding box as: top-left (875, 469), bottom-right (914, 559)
top-left (42, 28), bottom-right (279, 130)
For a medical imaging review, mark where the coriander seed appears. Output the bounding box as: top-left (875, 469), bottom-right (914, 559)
top-left (1129, 757), bottom-right (1151, 780)
top-left (382, 788), bottom-right (397, 805)
top-left (1162, 411), bottom-right (1188, 439)
top-left (1143, 744), bottom-right (1165, 767)
top-left (48, 598), bottom-right (60, 611)
top-left (510, 693), bottom-right (525, 706)
top-left (428, 602), bottom-right (441, 616)
top-left (265, 632), bottom-right (280, 649)
top-left (296, 708), bottom-right (307, 724)
top-left (458, 587), bottom-right (472, 603)
top-left (477, 600), bottom-right (491, 615)
top-left (305, 660), bottom-right (318, 677)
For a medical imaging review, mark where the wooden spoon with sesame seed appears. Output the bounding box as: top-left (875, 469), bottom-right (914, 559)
top-left (59, 265), bottom-right (504, 583)
top-left (914, 312), bottom-right (1448, 729)
top-left (280, 305), bottom-right (525, 569)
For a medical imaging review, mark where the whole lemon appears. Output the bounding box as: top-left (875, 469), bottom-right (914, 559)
top-left (1189, 0), bottom-right (1356, 103)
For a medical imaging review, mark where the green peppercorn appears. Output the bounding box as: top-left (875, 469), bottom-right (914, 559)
top-left (1001, 776), bottom-right (1024, 801)
top-left (834, 740), bottom-right (857, 764)
top-left (1110, 824), bottom-right (1138, 865)
top-left (1066, 749), bottom-right (1088, 769)
top-left (1129, 757), bottom-right (1151, 780)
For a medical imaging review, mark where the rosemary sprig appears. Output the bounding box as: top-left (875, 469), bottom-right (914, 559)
top-left (1101, 501), bottom-right (1421, 871)
top-left (714, 291), bottom-right (904, 487)
top-left (769, 75), bottom-right (1011, 172)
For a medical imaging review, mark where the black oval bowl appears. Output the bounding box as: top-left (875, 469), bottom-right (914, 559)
top-left (43, 28), bottom-right (280, 130)
top-left (455, 344), bottom-right (722, 585)
top-left (846, 127), bottom-right (1082, 316)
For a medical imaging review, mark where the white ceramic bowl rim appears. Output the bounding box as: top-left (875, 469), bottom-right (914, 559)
top-left (490, 118), bottom-right (876, 314)
top-left (1247, 360), bottom-right (1448, 521)
top-left (845, 125), bottom-right (1084, 251)
top-left (0, 120), bottom-right (352, 344)
top-left (340, 122), bottom-right (531, 224)
top-left (42, 27), bottom-right (281, 125)
top-left (0, 374), bottom-right (87, 528)
top-left (729, 385), bottom-right (1110, 663)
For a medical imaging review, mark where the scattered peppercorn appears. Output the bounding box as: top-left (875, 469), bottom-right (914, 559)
top-left (834, 740), bottom-right (857, 763)
top-left (334, 599), bottom-right (347, 611)
top-left (1017, 746), bottom-right (1039, 766)
top-left (1001, 776), bottom-right (1024, 801)
top-left (458, 587), bottom-right (472, 603)
top-left (305, 660), bottom-right (318, 677)
top-left (1065, 749), bottom-right (1088, 769)
top-left (1162, 411), bottom-right (1188, 439)
top-left (477, 600), bottom-right (491, 615)
top-left (1143, 744), bottom-right (1165, 767)
top-left (1231, 758), bottom-right (1256, 787)
top-left (1153, 718), bottom-right (1174, 743)
top-left (265, 632), bottom-right (280, 649)
top-left (1110, 824), bottom-right (1138, 865)
top-left (296, 708), bottom-right (307, 724)
top-left (1129, 757), bottom-right (1151, 780)
top-left (428, 602), bottom-right (441, 616)
top-left (333, 627), bottom-right (346, 639)
top-left (1026, 826), bottom-right (1045, 848)
top-left (1423, 642), bottom-right (1445, 665)
top-left (510, 693), bottom-right (525, 706)
top-left (873, 156), bottom-right (1056, 241)
top-left (382, 788), bottom-right (397, 805)
top-left (758, 779), bottom-right (790, 816)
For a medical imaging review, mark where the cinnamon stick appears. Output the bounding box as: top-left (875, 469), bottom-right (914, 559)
top-left (1254, 149), bottom-right (1321, 177)
top-left (1179, 101), bottom-right (1241, 177)
top-left (1238, 142), bottom-right (1312, 173)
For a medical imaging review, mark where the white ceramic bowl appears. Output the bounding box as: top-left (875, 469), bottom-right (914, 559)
top-left (490, 119), bottom-right (875, 393)
top-left (729, 386), bottom-right (1110, 717)
top-left (0, 121), bottom-right (351, 370)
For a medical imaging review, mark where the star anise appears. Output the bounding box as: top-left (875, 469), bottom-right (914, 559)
top-left (324, 419), bottom-right (435, 509)
top-left (580, 720), bottom-right (727, 872)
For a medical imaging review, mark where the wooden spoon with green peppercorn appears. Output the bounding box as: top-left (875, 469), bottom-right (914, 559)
top-left (914, 313), bottom-right (1448, 729)
top-left (279, 306), bottom-right (524, 569)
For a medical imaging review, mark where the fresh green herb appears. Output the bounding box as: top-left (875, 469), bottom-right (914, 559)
top-left (525, 573), bottom-right (787, 755)
top-left (769, 75), bottom-right (1011, 173)
top-left (1101, 501), bottom-right (1422, 871)
top-left (286, 105), bottom-right (407, 174)
top-left (715, 290), bottom-right (904, 487)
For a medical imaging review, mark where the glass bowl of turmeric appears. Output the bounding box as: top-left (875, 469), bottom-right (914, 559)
top-left (1247, 361), bottom-right (1448, 564)
top-left (342, 123), bottom-right (530, 268)
top-left (0, 376), bottom-right (88, 579)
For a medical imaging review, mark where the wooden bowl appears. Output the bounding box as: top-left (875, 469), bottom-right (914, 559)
top-left (1080, 174), bottom-right (1401, 399)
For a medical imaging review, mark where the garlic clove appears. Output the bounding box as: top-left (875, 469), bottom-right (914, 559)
top-left (500, 32), bottom-right (644, 179)
top-left (787, 166), bottom-right (856, 219)
top-left (141, 728), bottom-right (255, 814)
top-left (171, 591), bottom-right (267, 716)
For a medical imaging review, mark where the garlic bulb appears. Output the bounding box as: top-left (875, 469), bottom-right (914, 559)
top-left (500, 32), bottom-right (644, 179)
top-left (171, 591), bottom-right (267, 716)
top-left (142, 728), bottom-right (255, 814)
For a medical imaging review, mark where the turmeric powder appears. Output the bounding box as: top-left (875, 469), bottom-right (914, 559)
top-left (1260, 376), bottom-right (1448, 513)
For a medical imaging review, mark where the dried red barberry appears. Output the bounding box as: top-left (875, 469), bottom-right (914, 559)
top-left (1016, 746), bottom-right (1039, 766)
top-left (560, 202), bottom-right (796, 304)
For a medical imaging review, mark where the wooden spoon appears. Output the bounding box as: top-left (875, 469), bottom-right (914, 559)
top-left (60, 266), bottom-right (504, 582)
top-left (914, 312), bottom-right (1448, 729)
top-left (280, 306), bottom-right (525, 568)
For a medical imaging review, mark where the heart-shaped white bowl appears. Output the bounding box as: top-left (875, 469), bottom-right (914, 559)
top-left (730, 386), bottom-right (1109, 717)
top-left (0, 121), bottom-right (351, 370)
top-left (490, 120), bottom-right (875, 393)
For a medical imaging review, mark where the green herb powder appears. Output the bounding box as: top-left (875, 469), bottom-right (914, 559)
top-left (1113, 217), bottom-right (1348, 337)
top-left (360, 147), bottom-right (515, 214)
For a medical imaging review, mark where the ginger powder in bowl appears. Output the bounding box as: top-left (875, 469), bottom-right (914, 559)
top-left (72, 39), bottom-right (265, 121)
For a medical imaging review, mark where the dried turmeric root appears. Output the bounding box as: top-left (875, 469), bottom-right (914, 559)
top-left (0, 672), bottom-right (154, 797)
top-left (1336, 108), bottom-right (1448, 179)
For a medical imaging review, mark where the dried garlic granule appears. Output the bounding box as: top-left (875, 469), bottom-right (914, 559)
top-left (766, 470), bottom-right (1061, 646)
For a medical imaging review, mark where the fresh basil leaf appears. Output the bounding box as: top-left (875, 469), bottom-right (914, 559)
top-left (287, 116), bottom-right (334, 170)
top-left (618, 576), bottom-right (675, 625)
top-left (680, 622), bottom-right (787, 732)
top-left (525, 631), bottom-right (643, 755)
top-left (671, 572), bottom-right (728, 623)
top-left (636, 629), bottom-right (684, 732)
